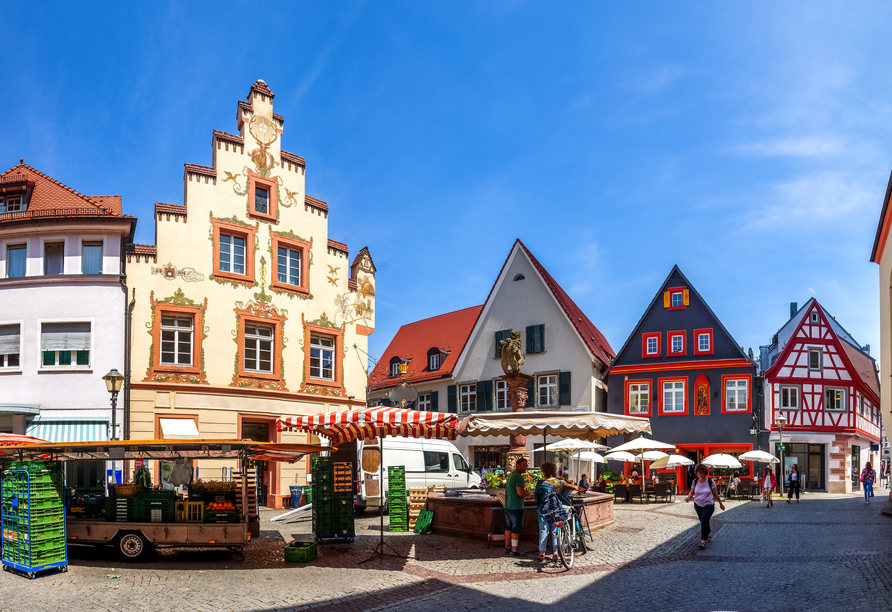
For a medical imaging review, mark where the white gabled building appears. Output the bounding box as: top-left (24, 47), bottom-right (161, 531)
top-left (0, 163), bottom-right (135, 492)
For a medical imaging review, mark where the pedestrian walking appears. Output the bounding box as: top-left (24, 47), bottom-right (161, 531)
top-left (861, 461), bottom-right (877, 504)
top-left (684, 464), bottom-right (724, 549)
top-left (503, 457), bottom-right (529, 556)
top-left (761, 466), bottom-right (777, 508)
top-left (786, 464), bottom-right (801, 504)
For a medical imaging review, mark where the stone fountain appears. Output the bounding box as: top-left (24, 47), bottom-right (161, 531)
top-left (498, 330), bottom-right (534, 471)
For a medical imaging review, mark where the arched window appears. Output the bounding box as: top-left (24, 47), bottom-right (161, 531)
top-left (513, 274), bottom-right (525, 281)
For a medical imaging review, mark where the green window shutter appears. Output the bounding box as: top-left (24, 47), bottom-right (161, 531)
top-left (431, 391), bottom-right (439, 412)
top-left (559, 371), bottom-right (571, 406)
top-left (534, 324), bottom-right (545, 353)
top-left (476, 380), bottom-right (493, 411)
top-left (495, 329), bottom-right (510, 357)
top-left (525, 377), bottom-right (535, 408)
top-left (526, 326), bottom-right (534, 353)
top-left (447, 385), bottom-right (457, 414)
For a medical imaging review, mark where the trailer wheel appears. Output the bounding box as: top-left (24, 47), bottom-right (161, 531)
top-left (115, 532), bottom-right (150, 562)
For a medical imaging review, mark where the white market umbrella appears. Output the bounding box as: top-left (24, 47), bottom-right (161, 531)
top-left (604, 451), bottom-right (638, 462)
top-left (738, 450), bottom-right (779, 464)
top-left (634, 451), bottom-right (669, 461)
top-left (649, 454), bottom-right (695, 470)
top-left (578, 451), bottom-right (606, 463)
top-left (535, 439), bottom-right (608, 452)
top-left (701, 453), bottom-right (744, 469)
top-left (610, 437), bottom-right (676, 496)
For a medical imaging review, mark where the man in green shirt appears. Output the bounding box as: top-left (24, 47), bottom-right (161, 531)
top-left (503, 457), bottom-right (529, 556)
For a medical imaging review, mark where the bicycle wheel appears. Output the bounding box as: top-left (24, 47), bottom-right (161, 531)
top-left (557, 521), bottom-right (574, 569)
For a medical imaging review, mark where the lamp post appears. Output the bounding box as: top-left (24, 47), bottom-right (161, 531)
top-left (775, 414), bottom-right (786, 495)
top-left (103, 369), bottom-right (125, 441)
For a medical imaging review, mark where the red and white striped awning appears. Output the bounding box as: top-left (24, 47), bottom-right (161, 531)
top-left (277, 406), bottom-right (458, 444)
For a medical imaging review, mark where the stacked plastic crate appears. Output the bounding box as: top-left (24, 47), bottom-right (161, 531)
top-left (138, 489), bottom-right (177, 523)
top-left (408, 487), bottom-right (428, 531)
top-left (387, 466), bottom-right (408, 532)
top-left (311, 457), bottom-right (355, 542)
top-left (1, 460), bottom-right (68, 578)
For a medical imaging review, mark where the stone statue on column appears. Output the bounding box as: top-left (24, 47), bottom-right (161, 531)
top-left (498, 330), bottom-right (533, 471)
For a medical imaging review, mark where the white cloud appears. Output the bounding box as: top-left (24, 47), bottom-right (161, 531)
top-left (727, 136), bottom-right (842, 158)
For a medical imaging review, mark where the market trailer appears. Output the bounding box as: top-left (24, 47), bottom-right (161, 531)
top-left (67, 520), bottom-right (249, 559)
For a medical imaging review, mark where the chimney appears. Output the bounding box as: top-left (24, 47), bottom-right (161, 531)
top-left (790, 302), bottom-right (798, 319)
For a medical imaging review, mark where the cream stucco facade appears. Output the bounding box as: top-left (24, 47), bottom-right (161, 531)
top-left (126, 81), bottom-right (375, 508)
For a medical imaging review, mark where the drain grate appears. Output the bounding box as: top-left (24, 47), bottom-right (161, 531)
top-left (613, 527), bottom-right (644, 533)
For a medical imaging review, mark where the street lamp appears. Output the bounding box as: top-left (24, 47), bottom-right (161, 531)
top-left (103, 369), bottom-right (124, 441)
top-left (775, 414), bottom-right (786, 495)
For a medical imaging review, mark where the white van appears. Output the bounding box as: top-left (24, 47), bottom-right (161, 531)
top-left (355, 437), bottom-right (481, 511)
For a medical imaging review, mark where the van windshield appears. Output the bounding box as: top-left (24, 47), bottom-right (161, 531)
top-left (453, 454), bottom-right (469, 472)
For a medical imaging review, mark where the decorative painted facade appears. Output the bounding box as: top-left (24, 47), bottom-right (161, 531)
top-left (369, 240), bottom-right (615, 468)
top-left (870, 174), bottom-right (892, 472)
top-left (605, 266), bottom-right (761, 490)
top-left (762, 299), bottom-right (881, 493)
top-left (127, 81), bottom-right (375, 508)
top-left (0, 163), bottom-right (134, 493)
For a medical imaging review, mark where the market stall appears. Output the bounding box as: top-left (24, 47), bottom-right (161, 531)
top-left (0, 439), bottom-right (327, 564)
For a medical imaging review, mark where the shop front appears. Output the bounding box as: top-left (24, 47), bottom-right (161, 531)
top-left (777, 443), bottom-right (825, 491)
top-left (663, 443), bottom-right (755, 492)
top-left (472, 445), bottom-right (510, 470)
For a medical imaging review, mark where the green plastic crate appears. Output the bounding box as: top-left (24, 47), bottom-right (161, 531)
top-left (284, 541), bottom-right (317, 563)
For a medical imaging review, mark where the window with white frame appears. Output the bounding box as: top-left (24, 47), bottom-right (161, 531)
top-left (646, 337), bottom-right (658, 355)
top-left (44, 242), bottom-right (63, 276)
top-left (310, 334), bottom-right (335, 380)
top-left (6, 245), bottom-right (26, 278)
top-left (460, 383), bottom-right (476, 412)
top-left (82, 241), bottom-right (102, 274)
top-left (670, 334), bottom-right (683, 354)
top-left (160, 315), bottom-right (193, 366)
top-left (0, 195), bottom-right (23, 213)
top-left (697, 333), bottom-right (710, 352)
top-left (429, 352), bottom-right (440, 371)
top-left (418, 393), bottom-right (431, 411)
top-left (495, 380), bottom-right (508, 410)
top-left (538, 374), bottom-right (558, 407)
top-left (825, 387), bottom-right (844, 411)
top-left (0, 324), bottom-right (20, 368)
top-left (662, 380), bottom-right (685, 413)
top-left (41, 322), bottom-right (90, 367)
top-left (725, 379), bottom-right (748, 411)
top-left (244, 324), bottom-right (274, 373)
top-left (390, 360), bottom-right (402, 376)
top-left (811, 311), bottom-right (819, 323)
top-left (276, 246), bottom-right (301, 286)
top-left (808, 348), bottom-right (822, 371)
top-left (219, 233), bottom-right (246, 275)
top-left (780, 386), bottom-right (799, 409)
top-left (628, 383), bottom-right (649, 415)
top-left (671, 292), bottom-right (683, 308)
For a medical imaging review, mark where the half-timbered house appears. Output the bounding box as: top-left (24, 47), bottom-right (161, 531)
top-left (762, 299), bottom-right (881, 493)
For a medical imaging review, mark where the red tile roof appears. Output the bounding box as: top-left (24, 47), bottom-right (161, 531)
top-left (281, 150), bottom-right (306, 167)
top-left (305, 195), bottom-right (328, 212)
top-left (249, 80), bottom-right (275, 99)
top-left (516, 240), bottom-right (615, 366)
top-left (184, 164), bottom-right (216, 178)
top-left (352, 246), bottom-right (375, 272)
top-left (126, 244), bottom-right (157, 256)
top-left (214, 130), bottom-right (244, 146)
top-left (328, 239), bottom-right (348, 254)
top-left (155, 202), bottom-right (187, 216)
top-left (0, 163), bottom-right (125, 218)
top-left (841, 341), bottom-right (881, 403)
top-left (368, 305), bottom-right (484, 391)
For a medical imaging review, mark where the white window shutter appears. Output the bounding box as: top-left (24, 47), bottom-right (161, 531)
top-left (0, 325), bottom-right (19, 354)
top-left (41, 322), bottom-right (91, 351)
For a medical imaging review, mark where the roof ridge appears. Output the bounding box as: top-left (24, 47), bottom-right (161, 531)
top-left (397, 304), bottom-right (485, 327)
top-left (1, 163), bottom-right (116, 215)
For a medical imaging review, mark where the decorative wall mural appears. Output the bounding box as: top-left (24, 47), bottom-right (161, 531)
top-left (249, 114), bottom-right (278, 172)
top-left (327, 265), bottom-right (339, 287)
top-left (151, 263), bottom-right (204, 283)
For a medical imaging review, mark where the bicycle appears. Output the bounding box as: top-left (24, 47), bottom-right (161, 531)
top-left (544, 504), bottom-right (587, 569)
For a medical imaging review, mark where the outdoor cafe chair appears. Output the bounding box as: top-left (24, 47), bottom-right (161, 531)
top-left (613, 484), bottom-right (628, 503)
top-left (628, 484), bottom-right (643, 503)
top-left (651, 483), bottom-right (670, 503)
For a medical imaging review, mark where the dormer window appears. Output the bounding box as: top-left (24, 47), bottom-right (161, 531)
top-left (0, 195), bottom-right (23, 213)
top-left (391, 361), bottom-right (400, 376)
top-left (389, 356), bottom-right (408, 377)
top-left (430, 353), bottom-right (440, 371)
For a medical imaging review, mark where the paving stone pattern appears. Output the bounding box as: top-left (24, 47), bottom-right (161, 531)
top-left (1, 489), bottom-right (891, 611)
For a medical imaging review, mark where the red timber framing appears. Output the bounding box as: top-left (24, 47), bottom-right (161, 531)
top-left (764, 302), bottom-right (881, 443)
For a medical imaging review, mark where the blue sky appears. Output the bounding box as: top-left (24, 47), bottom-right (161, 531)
top-left (3, 2), bottom-right (891, 367)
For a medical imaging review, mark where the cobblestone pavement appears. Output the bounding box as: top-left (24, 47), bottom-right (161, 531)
top-left (1, 489), bottom-right (892, 611)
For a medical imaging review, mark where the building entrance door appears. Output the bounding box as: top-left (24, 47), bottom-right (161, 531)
top-left (851, 445), bottom-right (861, 491)
top-left (242, 421), bottom-right (271, 506)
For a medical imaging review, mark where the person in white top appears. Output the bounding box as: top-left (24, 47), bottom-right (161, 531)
top-left (684, 464), bottom-right (725, 549)
top-left (786, 464), bottom-right (801, 504)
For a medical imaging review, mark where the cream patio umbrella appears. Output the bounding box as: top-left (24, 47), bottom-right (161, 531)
top-left (608, 437), bottom-right (676, 498)
top-left (634, 451), bottom-right (669, 461)
top-left (603, 451), bottom-right (638, 462)
top-left (700, 453), bottom-right (744, 469)
top-left (649, 454), bottom-right (695, 470)
top-left (738, 450), bottom-right (779, 464)
top-left (534, 439), bottom-right (608, 481)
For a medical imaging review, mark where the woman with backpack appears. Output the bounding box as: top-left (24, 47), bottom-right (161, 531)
top-left (534, 462), bottom-right (584, 562)
top-left (684, 464), bottom-right (725, 549)
top-left (761, 466), bottom-right (777, 508)
top-left (861, 461), bottom-right (877, 504)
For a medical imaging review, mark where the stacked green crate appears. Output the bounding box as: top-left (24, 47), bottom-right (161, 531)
top-left (311, 458), bottom-right (354, 541)
top-left (1, 462), bottom-right (68, 576)
top-left (137, 488), bottom-right (176, 522)
top-left (387, 466), bottom-right (408, 532)
top-left (105, 497), bottom-right (139, 521)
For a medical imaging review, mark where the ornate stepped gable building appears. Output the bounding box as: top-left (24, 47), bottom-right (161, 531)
top-left (0, 162), bottom-right (134, 493)
top-left (761, 299), bottom-right (881, 494)
top-left (604, 265), bottom-right (761, 491)
top-left (127, 81), bottom-right (376, 508)
top-left (369, 240), bottom-right (616, 468)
